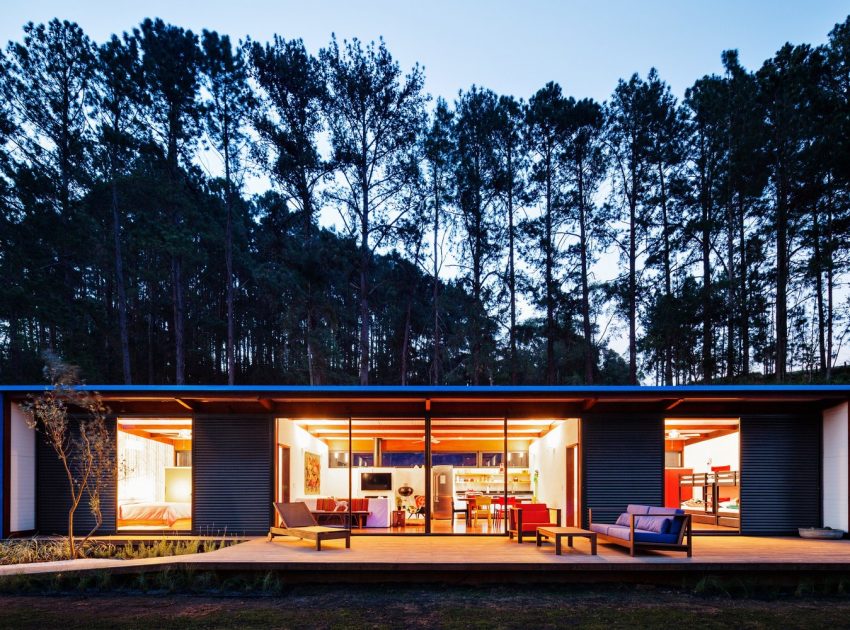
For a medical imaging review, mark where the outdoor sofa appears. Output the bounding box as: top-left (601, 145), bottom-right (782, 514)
top-left (588, 504), bottom-right (692, 557)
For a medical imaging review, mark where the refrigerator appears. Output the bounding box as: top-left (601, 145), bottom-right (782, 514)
top-left (431, 465), bottom-right (455, 519)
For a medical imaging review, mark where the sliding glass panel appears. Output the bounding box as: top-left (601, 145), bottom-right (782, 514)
top-left (348, 418), bottom-right (425, 534)
top-left (429, 418), bottom-right (506, 534)
top-left (117, 417), bottom-right (192, 532)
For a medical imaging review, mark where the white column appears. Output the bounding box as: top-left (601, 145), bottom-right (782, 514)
top-left (823, 402), bottom-right (849, 531)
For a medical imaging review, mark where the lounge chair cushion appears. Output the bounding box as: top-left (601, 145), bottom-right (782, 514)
top-left (615, 513), bottom-right (631, 526)
top-left (626, 504), bottom-right (651, 515)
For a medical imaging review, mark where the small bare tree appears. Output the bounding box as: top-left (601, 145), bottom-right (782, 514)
top-left (23, 353), bottom-right (113, 559)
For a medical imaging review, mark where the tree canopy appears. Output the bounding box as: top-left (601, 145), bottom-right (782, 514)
top-left (2, 16), bottom-right (850, 386)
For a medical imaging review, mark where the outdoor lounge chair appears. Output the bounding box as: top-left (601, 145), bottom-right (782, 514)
top-left (268, 501), bottom-right (351, 551)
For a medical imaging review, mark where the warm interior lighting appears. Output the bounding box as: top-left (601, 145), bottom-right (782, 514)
top-left (165, 467), bottom-right (192, 503)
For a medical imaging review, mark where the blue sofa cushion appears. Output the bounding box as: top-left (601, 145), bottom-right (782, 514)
top-left (589, 523), bottom-right (611, 536)
top-left (626, 504), bottom-right (650, 515)
top-left (633, 531), bottom-right (679, 544)
top-left (615, 513), bottom-right (631, 526)
top-left (667, 515), bottom-right (686, 536)
top-left (601, 525), bottom-right (679, 545)
top-left (603, 525), bottom-right (632, 540)
top-left (646, 506), bottom-right (684, 516)
top-left (635, 515), bottom-right (670, 533)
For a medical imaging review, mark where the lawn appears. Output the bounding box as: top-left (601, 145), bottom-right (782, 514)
top-left (1, 584), bottom-right (849, 629)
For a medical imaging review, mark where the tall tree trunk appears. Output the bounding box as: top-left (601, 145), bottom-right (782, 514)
top-left (738, 195), bottom-right (750, 376)
top-left (628, 168), bottom-right (638, 386)
top-left (812, 206), bottom-right (827, 375)
top-left (224, 147), bottom-right (236, 386)
top-left (359, 170), bottom-right (370, 386)
top-left (775, 170), bottom-right (788, 383)
top-left (110, 177), bottom-right (132, 384)
top-left (401, 240), bottom-right (423, 386)
top-left (826, 187), bottom-right (834, 382)
top-left (725, 200), bottom-right (735, 380)
top-left (658, 164), bottom-right (673, 385)
top-left (578, 159), bottom-right (593, 385)
top-left (172, 256), bottom-right (185, 385)
top-left (544, 150), bottom-right (555, 385)
top-left (432, 167), bottom-right (441, 385)
top-left (700, 157), bottom-right (713, 383)
top-left (507, 149), bottom-right (518, 385)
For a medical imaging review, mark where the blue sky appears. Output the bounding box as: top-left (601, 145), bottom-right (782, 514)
top-left (1, 1), bottom-right (847, 104)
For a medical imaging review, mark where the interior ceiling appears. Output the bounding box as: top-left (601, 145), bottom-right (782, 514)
top-left (664, 418), bottom-right (739, 441)
top-left (119, 418), bottom-right (192, 440)
top-left (292, 417), bottom-right (566, 440)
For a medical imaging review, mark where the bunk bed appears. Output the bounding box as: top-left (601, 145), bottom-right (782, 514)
top-left (678, 470), bottom-right (740, 529)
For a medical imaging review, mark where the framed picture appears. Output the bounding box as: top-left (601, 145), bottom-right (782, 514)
top-left (304, 451), bottom-right (321, 495)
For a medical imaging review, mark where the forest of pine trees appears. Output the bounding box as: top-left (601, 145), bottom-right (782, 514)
top-left (1, 16), bottom-right (849, 386)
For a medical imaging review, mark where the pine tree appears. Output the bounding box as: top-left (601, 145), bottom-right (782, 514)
top-left (321, 36), bottom-right (427, 385)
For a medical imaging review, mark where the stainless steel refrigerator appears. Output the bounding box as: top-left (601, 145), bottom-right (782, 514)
top-left (431, 465), bottom-right (455, 519)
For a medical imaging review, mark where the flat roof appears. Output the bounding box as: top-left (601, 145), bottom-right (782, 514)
top-left (3, 384), bottom-right (847, 418)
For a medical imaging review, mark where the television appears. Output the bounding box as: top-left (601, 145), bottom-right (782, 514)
top-left (360, 472), bottom-right (392, 491)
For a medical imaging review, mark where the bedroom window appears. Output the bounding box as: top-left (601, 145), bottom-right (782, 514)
top-left (117, 418), bottom-right (193, 531)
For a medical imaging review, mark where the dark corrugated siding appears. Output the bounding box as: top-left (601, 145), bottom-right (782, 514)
top-left (740, 415), bottom-right (821, 534)
top-left (581, 415), bottom-right (664, 527)
top-left (193, 415), bottom-right (273, 535)
top-left (36, 417), bottom-right (117, 535)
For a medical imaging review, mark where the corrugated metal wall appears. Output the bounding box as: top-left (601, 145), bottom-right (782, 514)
top-left (36, 417), bottom-right (117, 535)
top-left (581, 414), bottom-right (664, 527)
top-left (740, 415), bottom-right (821, 534)
top-left (193, 415), bottom-right (273, 535)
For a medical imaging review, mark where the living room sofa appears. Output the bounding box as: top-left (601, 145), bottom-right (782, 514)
top-left (588, 504), bottom-right (692, 556)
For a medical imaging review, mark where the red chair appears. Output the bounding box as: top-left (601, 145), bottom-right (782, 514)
top-left (493, 496), bottom-right (518, 527)
top-left (508, 503), bottom-right (561, 543)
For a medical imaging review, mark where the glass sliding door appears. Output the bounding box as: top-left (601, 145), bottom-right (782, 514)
top-left (349, 418), bottom-right (426, 534)
top-left (429, 418), bottom-right (507, 534)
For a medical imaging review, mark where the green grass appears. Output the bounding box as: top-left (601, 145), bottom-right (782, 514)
top-left (1, 584), bottom-right (850, 629)
top-left (0, 538), bottom-right (235, 565)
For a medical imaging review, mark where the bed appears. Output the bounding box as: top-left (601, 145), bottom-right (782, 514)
top-left (118, 501), bottom-right (192, 528)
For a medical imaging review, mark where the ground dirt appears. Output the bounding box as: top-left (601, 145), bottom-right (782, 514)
top-left (1, 584), bottom-right (850, 629)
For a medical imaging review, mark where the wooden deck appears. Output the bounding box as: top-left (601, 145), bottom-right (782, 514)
top-left (3, 535), bottom-right (850, 583)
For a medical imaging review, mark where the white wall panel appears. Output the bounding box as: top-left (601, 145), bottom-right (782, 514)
top-left (823, 402), bottom-right (849, 531)
top-left (10, 403), bottom-right (35, 532)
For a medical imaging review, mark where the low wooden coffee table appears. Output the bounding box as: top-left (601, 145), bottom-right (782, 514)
top-left (536, 526), bottom-right (597, 555)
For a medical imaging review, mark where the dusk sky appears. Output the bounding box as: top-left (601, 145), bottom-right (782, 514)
top-left (2, 1), bottom-right (848, 105)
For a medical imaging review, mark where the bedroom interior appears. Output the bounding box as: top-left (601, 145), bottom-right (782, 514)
top-left (664, 418), bottom-right (740, 532)
top-left (117, 418), bottom-right (193, 531)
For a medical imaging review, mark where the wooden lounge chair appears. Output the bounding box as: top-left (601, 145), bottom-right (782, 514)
top-left (268, 501), bottom-right (351, 551)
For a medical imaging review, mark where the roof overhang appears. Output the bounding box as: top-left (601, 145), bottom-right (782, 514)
top-left (2, 385), bottom-right (848, 418)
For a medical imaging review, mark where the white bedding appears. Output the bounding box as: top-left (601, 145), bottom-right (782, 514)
top-left (118, 501), bottom-right (192, 526)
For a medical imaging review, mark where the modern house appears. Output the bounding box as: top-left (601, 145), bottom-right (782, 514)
top-left (1, 385), bottom-right (848, 539)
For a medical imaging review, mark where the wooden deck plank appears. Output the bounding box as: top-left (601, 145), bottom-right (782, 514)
top-left (3, 535), bottom-right (849, 577)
